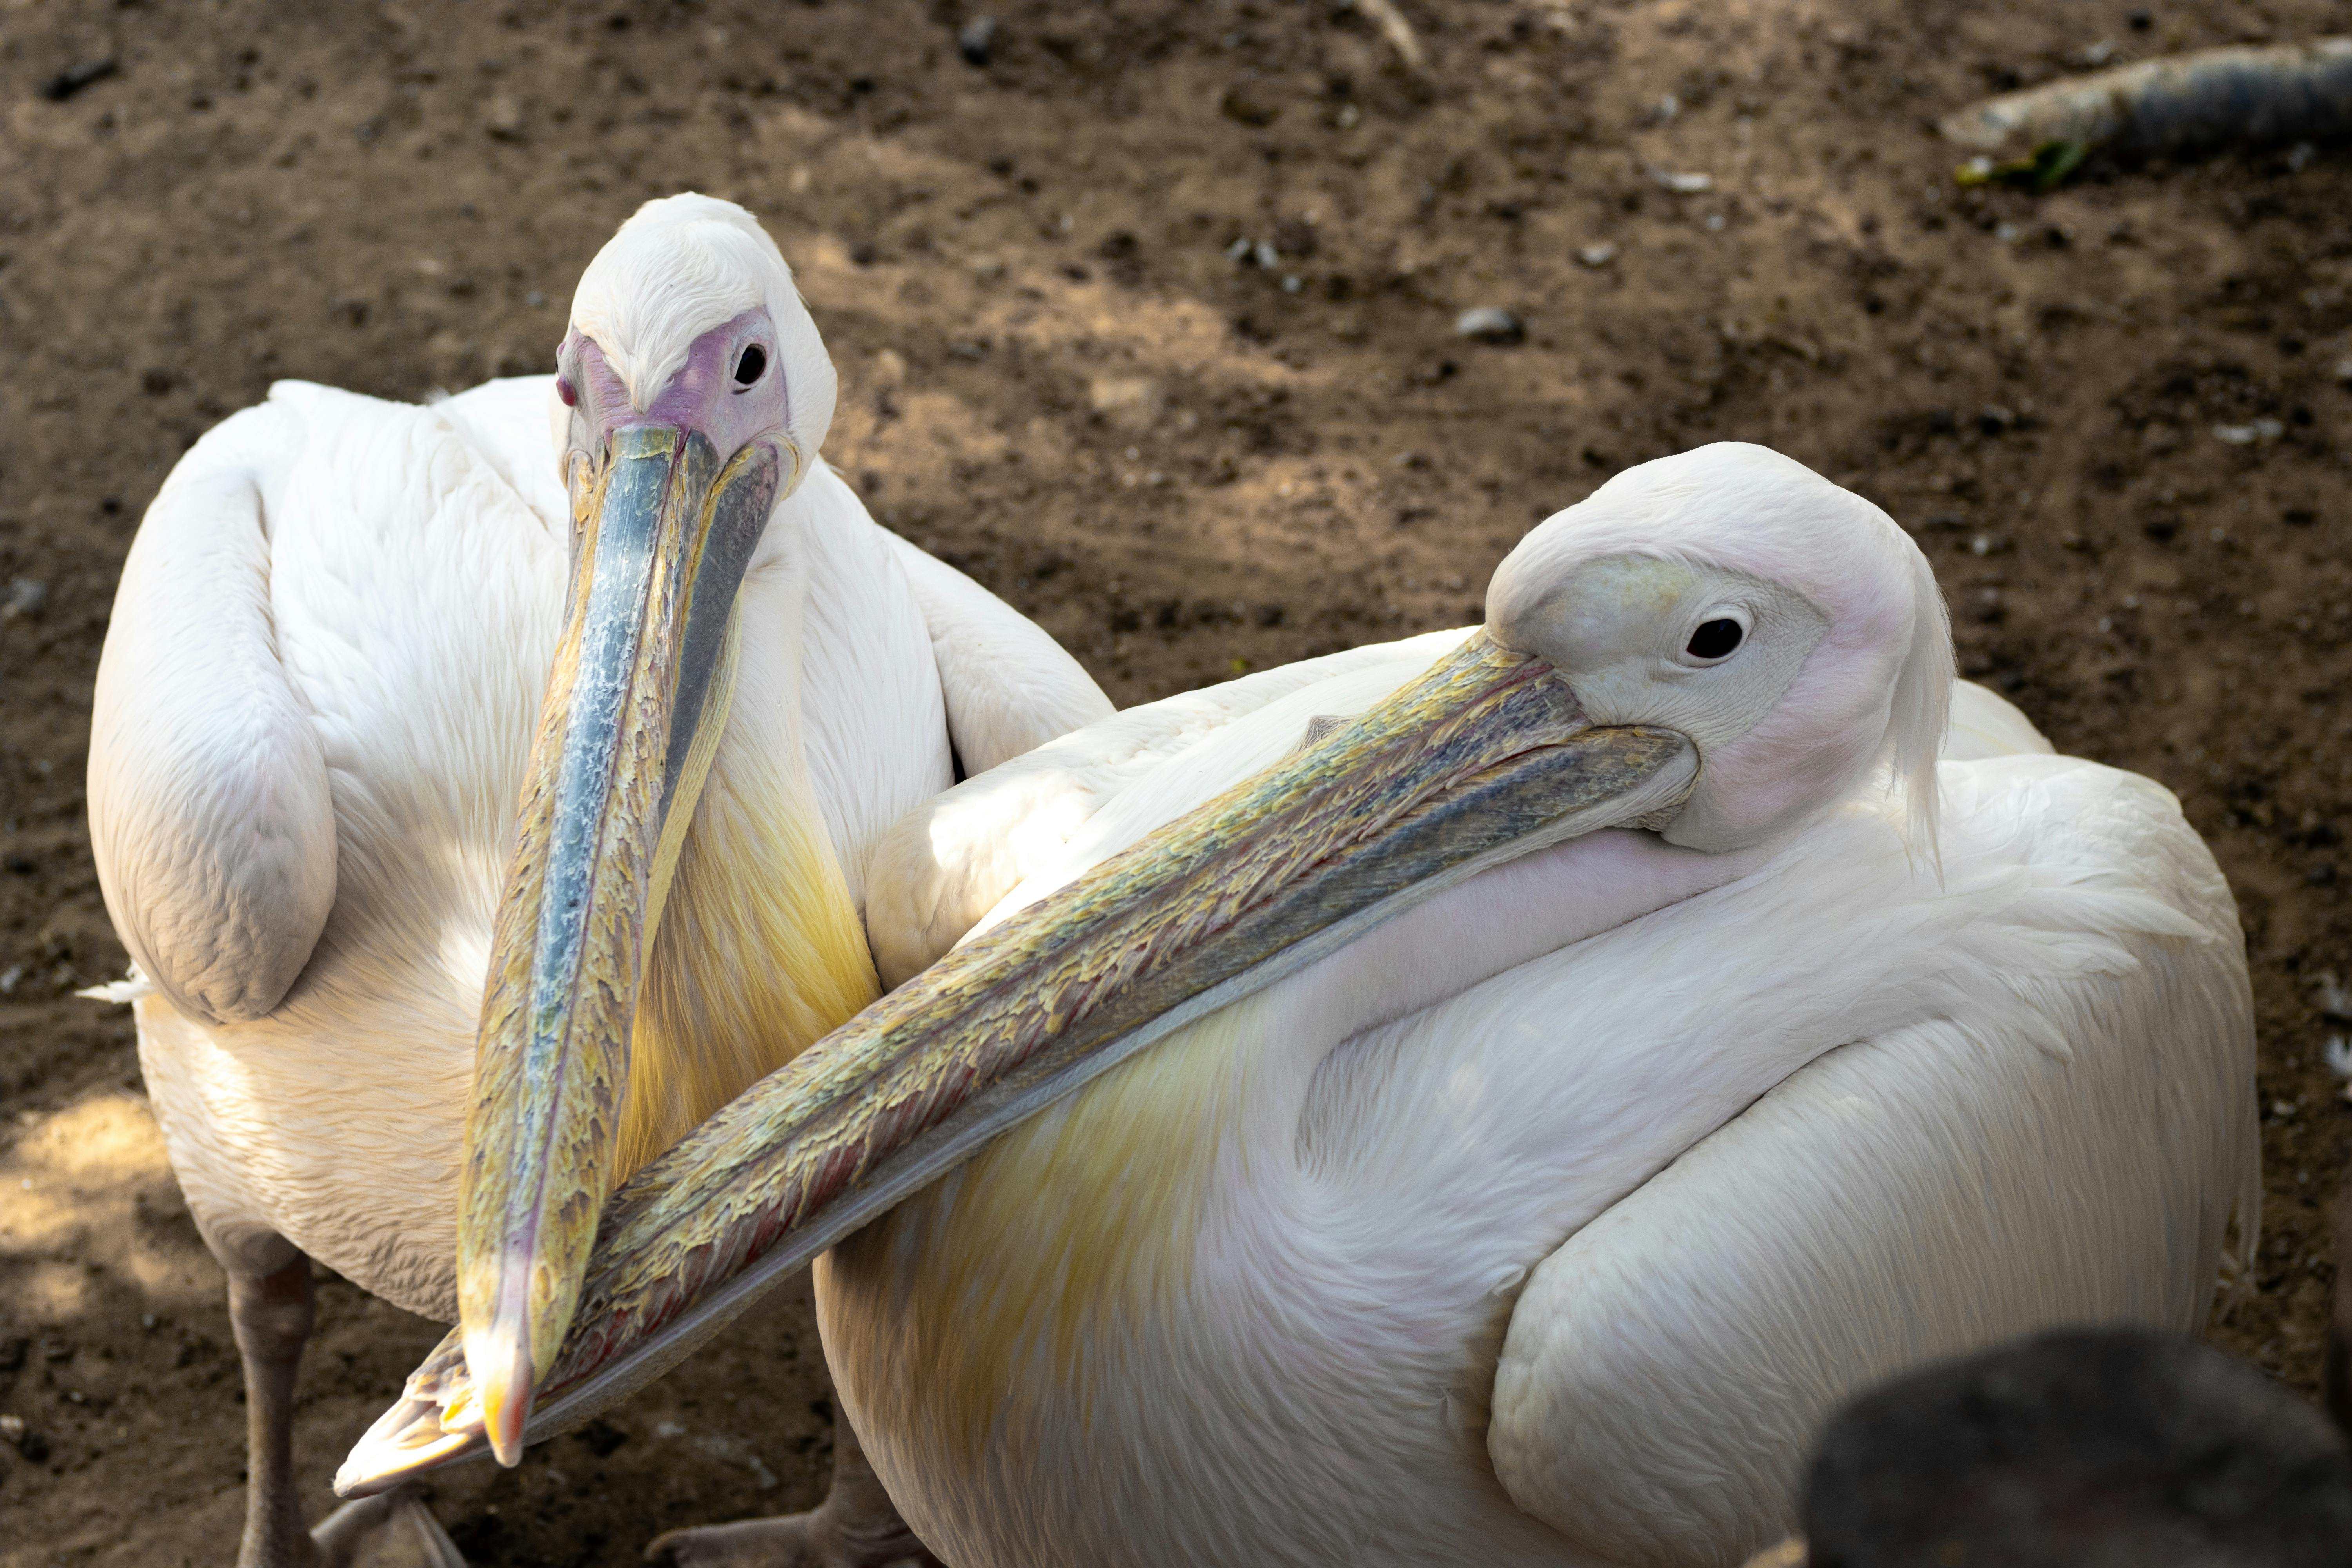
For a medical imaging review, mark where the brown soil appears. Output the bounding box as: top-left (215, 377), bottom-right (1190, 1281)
top-left (5, 0), bottom-right (2352, 1562)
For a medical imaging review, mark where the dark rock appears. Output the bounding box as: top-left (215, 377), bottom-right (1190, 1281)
top-left (575, 1419), bottom-right (630, 1457)
top-left (1220, 85), bottom-right (1281, 127)
top-left (1272, 218), bottom-right (1318, 258)
top-left (958, 16), bottom-right (997, 67)
top-left (1803, 1328), bottom-right (2352, 1567)
top-left (38, 60), bottom-right (117, 102)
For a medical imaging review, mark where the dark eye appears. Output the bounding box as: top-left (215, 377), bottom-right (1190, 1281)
top-left (733, 345), bottom-right (767, 385)
top-left (1686, 619), bottom-right (1744, 660)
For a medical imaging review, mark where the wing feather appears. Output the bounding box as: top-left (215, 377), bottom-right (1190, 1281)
top-left (89, 401), bottom-right (339, 1024)
top-left (881, 530), bottom-right (1114, 777)
top-left (1483, 759), bottom-right (2255, 1567)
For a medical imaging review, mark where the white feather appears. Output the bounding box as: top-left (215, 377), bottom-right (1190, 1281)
top-left (834, 446), bottom-right (2254, 1568)
top-left (89, 199), bottom-right (1109, 1316)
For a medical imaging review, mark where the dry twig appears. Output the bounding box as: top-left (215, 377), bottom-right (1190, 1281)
top-left (1940, 38), bottom-right (2352, 158)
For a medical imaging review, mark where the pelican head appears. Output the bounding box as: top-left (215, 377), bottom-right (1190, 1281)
top-left (1488, 441), bottom-right (1953, 855)
top-left (455, 194), bottom-right (835, 1464)
top-left (345, 441), bottom-right (1957, 1486)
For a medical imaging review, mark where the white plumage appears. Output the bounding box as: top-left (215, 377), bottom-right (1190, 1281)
top-left (824, 443), bottom-right (2255, 1568)
top-left (96, 374), bottom-right (1108, 1312)
top-left (86, 195), bottom-right (1109, 1564)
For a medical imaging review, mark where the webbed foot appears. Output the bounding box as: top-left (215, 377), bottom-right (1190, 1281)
top-left (644, 1509), bottom-right (939, 1568)
top-left (312, 1486), bottom-right (467, 1568)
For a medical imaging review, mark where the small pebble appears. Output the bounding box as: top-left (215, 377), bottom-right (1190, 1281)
top-left (958, 16), bottom-right (997, 67)
top-left (38, 59), bottom-right (116, 102)
top-left (1, 578), bottom-right (46, 620)
top-left (1647, 166), bottom-right (1713, 194)
top-left (483, 94), bottom-right (524, 142)
top-left (15, 1428), bottom-right (47, 1463)
top-left (1455, 307), bottom-right (1524, 345)
top-left (2213, 419), bottom-right (2284, 445)
top-left (1577, 243), bottom-right (1619, 267)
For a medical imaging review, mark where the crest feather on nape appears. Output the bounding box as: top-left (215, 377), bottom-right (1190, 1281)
top-left (568, 194), bottom-right (792, 409)
top-left (1887, 532), bottom-right (1953, 875)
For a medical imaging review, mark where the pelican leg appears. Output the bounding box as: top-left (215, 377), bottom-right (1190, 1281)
top-left (644, 1419), bottom-right (939, 1568)
top-left (230, 1252), bottom-right (324, 1568)
top-left (228, 1250), bottom-right (466, 1568)
top-left (2329, 1241), bottom-right (2352, 1437)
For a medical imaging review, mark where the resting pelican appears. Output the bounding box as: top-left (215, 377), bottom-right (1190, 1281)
top-left (85, 193), bottom-right (1108, 1566)
top-left (342, 443), bottom-right (2256, 1568)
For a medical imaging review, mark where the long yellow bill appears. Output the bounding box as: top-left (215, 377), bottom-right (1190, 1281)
top-left (456, 423), bottom-right (790, 1466)
top-left (345, 633), bottom-right (1695, 1493)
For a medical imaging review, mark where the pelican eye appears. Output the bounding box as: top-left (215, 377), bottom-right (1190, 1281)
top-left (1685, 618), bottom-right (1745, 660)
top-left (733, 345), bottom-right (767, 386)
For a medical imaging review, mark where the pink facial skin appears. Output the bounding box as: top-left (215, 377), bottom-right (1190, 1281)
top-left (556, 307), bottom-right (793, 471)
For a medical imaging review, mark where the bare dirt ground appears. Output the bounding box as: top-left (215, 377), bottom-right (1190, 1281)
top-left (5, 0), bottom-right (2352, 1562)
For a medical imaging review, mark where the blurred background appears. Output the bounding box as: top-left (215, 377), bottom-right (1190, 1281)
top-left (3, 0), bottom-right (2350, 1561)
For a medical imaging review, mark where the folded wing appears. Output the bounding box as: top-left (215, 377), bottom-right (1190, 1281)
top-left (1486, 756), bottom-right (2255, 1566)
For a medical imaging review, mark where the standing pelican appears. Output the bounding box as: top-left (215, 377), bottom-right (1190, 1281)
top-left (343, 443), bottom-right (2256, 1568)
top-left (85, 193), bottom-right (1109, 1566)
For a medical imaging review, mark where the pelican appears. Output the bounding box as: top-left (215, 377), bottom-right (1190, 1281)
top-left (341, 443), bottom-right (2256, 1568)
top-left (84, 193), bottom-right (1109, 1566)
